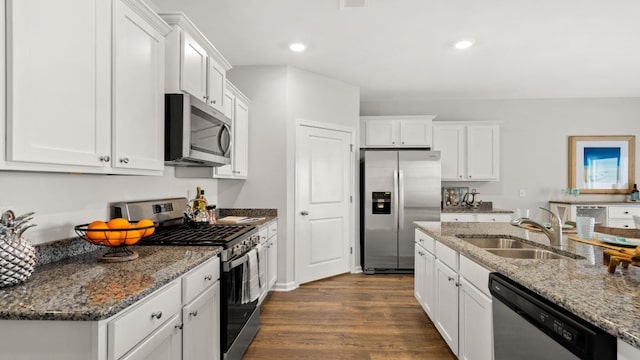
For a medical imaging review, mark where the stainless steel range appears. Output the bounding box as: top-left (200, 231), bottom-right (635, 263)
top-left (113, 198), bottom-right (261, 360)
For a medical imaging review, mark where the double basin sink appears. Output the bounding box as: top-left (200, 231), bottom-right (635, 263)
top-left (455, 235), bottom-right (583, 260)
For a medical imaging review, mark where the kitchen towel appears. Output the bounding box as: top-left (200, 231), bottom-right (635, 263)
top-left (255, 243), bottom-right (266, 290)
top-left (241, 249), bottom-right (260, 304)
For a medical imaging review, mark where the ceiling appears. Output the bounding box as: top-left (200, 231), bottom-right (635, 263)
top-left (151, 0), bottom-right (640, 101)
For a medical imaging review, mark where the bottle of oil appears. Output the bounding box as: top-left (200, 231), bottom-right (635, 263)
top-left (631, 184), bottom-right (639, 201)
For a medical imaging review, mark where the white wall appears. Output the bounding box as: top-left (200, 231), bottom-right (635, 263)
top-left (0, 168), bottom-right (217, 244)
top-left (223, 65), bottom-right (359, 288)
top-left (361, 97), bottom-right (640, 220)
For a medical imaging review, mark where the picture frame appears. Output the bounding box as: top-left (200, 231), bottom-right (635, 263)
top-left (568, 135), bottom-right (635, 194)
top-left (442, 187), bottom-right (469, 207)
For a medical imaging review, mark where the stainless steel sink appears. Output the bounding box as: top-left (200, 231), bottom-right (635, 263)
top-left (457, 237), bottom-right (535, 249)
top-left (485, 249), bottom-right (572, 260)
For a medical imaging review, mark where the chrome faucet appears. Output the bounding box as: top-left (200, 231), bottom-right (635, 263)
top-left (511, 207), bottom-right (564, 247)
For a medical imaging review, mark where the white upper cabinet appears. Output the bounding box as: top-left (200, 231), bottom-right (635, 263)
top-left (5, 0), bottom-right (112, 171)
top-left (161, 12), bottom-right (231, 115)
top-left (3, 0), bottom-right (169, 175)
top-left (361, 115), bottom-right (435, 147)
top-left (433, 122), bottom-right (500, 181)
top-left (112, 0), bottom-right (168, 173)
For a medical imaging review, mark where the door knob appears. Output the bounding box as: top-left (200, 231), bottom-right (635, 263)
top-left (300, 211), bottom-right (309, 216)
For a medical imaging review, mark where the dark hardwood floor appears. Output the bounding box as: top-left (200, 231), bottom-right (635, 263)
top-left (243, 273), bottom-right (456, 360)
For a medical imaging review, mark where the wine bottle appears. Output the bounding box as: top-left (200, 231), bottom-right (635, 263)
top-left (631, 183), bottom-right (639, 201)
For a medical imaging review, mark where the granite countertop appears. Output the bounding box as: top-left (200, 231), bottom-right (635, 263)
top-left (441, 208), bottom-right (513, 214)
top-left (0, 245), bottom-right (221, 321)
top-left (414, 221), bottom-right (640, 349)
top-left (550, 200), bottom-right (640, 205)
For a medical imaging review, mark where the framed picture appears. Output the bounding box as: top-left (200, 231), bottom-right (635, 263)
top-left (569, 135), bottom-right (635, 194)
top-left (442, 187), bottom-right (469, 207)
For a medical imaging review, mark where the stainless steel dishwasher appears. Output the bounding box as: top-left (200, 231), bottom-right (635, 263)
top-left (489, 273), bottom-right (616, 360)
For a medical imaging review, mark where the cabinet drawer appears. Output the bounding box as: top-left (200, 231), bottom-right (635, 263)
top-left (415, 228), bottom-right (435, 254)
top-left (476, 213), bottom-right (512, 222)
top-left (109, 280), bottom-right (181, 360)
top-left (258, 227), bottom-right (268, 244)
top-left (182, 256), bottom-right (220, 304)
top-left (608, 220), bottom-right (636, 229)
top-left (268, 222), bottom-right (278, 238)
top-left (441, 213), bottom-right (476, 222)
top-left (459, 255), bottom-right (491, 297)
top-left (435, 241), bottom-right (458, 271)
top-left (608, 206), bottom-right (640, 220)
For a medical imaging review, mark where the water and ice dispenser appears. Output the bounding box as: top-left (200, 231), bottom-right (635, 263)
top-left (371, 192), bottom-right (391, 214)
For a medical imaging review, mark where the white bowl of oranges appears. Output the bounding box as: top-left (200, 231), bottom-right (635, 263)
top-left (75, 218), bottom-right (155, 247)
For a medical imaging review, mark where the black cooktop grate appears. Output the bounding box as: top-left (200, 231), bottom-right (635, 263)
top-left (139, 223), bottom-right (255, 247)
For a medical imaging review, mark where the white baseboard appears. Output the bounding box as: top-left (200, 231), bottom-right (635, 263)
top-left (272, 281), bottom-right (298, 292)
top-left (352, 266), bottom-right (363, 274)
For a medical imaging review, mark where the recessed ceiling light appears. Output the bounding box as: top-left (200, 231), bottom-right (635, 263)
top-left (453, 39), bottom-right (475, 50)
top-left (289, 43), bottom-right (307, 52)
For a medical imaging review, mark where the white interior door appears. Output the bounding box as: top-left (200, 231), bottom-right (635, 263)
top-left (296, 122), bottom-right (353, 285)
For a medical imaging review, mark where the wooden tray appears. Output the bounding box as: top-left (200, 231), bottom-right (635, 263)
top-left (519, 224), bottom-right (577, 234)
top-left (568, 236), bottom-right (638, 253)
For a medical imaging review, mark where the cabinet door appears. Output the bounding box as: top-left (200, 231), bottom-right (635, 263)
top-left (182, 282), bottom-right (220, 360)
top-left (476, 213), bottom-right (512, 222)
top-left (6, 0), bottom-right (111, 168)
top-left (365, 119), bottom-right (398, 146)
top-left (400, 118), bottom-right (432, 146)
top-left (433, 125), bottom-right (464, 180)
top-left (466, 125), bottom-right (499, 181)
top-left (422, 249), bottom-right (436, 318)
top-left (440, 213), bottom-right (476, 222)
top-left (268, 235), bottom-right (278, 290)
top-left (414, 244), bottom-right (426, 306)
top-left (181, 31), bottom-right (207, 102)
top-left (258, 239), bottom-right (269, 304)
top-left (119, 313), bottom-right (182, 360)
top-left (232, 97), bottom-right (249, 178)
top-left (215, 89), bottom-right (235, 178)
top-left (112, 0), bottom-right (164, 172)
top-left (435, 260), bottom-right (459, 355)
top-left (459, 278), bottom-right (493, 360)
top-left (207, 58), bottom-right (226, 113)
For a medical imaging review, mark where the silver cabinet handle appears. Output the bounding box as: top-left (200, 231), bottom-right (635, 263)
top-left (448, 276), bottom-right (454, 282)
top-left (151, 311), bottom-right (162, 320)
top-left (120, 157), bottom-right (129, 164)
top-left (300, 211), bottom-right (309, 216)
top-left (203, 95), bottom-right (208, 100)
top-left (175, 323), bottom-right (183, 330)
top-left (204, 275), bottom-right (213, 281)
top-left (189, 310), bottom-right (198, 317)
top-left (99, 155), bottom-right (110, 162)
top-left (455, 282), bottom-right (461, 287)
top-left (211, 99), bottom-right (216, 104)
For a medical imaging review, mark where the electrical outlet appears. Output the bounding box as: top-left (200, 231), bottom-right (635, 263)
top-left (519, 189), bottom-right (526, 197)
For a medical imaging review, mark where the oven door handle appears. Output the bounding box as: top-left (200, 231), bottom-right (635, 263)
top-left (223, 253), bottom-right (250, 272)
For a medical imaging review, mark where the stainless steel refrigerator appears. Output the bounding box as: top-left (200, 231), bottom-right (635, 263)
top-left (361, 149), bottom-right (441, 274)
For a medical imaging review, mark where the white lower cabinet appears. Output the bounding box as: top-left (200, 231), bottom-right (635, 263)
top-left (267, 222), bottom-right (278, 290)
top-left (257, 221), bottom-right (278, 304)
top-left (459, 277), bottom-right (492, 360)
top-left (618, 338), bottom-right (640, 360)
top-left (434, 259), bottom-right (459, 355)
top-left (182, 283), bottom-right (220, 360)
top-left (0, 256), bottom-right (221, 360)
top-left (415, 228), bottom-right (494, 359)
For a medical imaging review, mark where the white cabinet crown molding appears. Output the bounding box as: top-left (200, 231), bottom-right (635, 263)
top-left (158, 12), bottom-right (232, 70)
top-left (120, 0), bottom-right (171, 35)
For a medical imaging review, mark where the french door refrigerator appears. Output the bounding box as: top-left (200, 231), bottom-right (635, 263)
top-left (362, 149), bottom-right (441, 274)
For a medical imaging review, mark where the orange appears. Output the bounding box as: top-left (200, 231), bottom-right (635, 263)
top-left (135, 219), bottom-right (155, 237)
top-left (123, 231), bottom-right (142, 245)
top-left (104, 231), bottom-right (124, 246)
top-left (107, 218), bottom-right (130, 230)
top-left (86, 221), bottom-right (108, 242)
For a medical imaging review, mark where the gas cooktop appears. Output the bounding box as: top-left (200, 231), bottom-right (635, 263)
top-left (139, 223), bottom-right (256, 247)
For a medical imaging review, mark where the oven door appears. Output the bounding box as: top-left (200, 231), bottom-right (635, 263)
top-left (221, 253), bottom-right (260, 358)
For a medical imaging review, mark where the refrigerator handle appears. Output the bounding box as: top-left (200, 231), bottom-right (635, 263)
top-left (393, 170), bottom-right (399, 232)
top-left (398, 170), bottom-right (405, 231)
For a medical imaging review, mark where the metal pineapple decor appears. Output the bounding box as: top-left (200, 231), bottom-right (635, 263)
top-left (0, 210), bottom-right (37, 288)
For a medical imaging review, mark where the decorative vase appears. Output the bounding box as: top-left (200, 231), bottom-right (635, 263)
top-left (0, 210), bottom-right (37, 288)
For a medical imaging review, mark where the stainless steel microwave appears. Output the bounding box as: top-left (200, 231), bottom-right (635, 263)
top-left (165, 93), bottom-right (232, 167)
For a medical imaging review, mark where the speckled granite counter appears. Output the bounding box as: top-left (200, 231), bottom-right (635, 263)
top-left (441, 208), bottom-right (513, 214)
top-left (0, 245), bottom-right (221, 321)
top-left (414, 221), bottom-right (640, 350)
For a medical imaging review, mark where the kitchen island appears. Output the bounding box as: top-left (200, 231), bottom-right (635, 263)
top-left (415, 221), bottom-right (640, 354)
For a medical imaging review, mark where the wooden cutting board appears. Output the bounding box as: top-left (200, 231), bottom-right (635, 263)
top-left (568, 236), bottom-right (638, 253)
top-left (217, 216), bottom-right (248, 224)
top-left (519, 224), bottom-right (577, 234)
